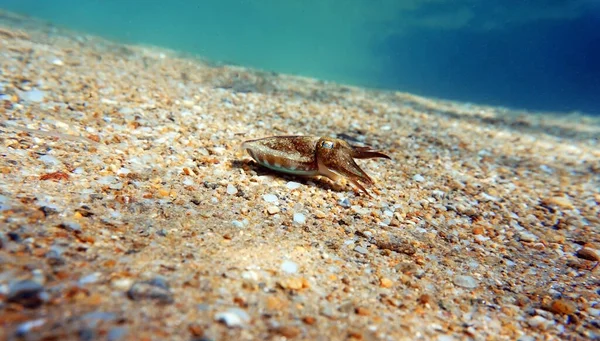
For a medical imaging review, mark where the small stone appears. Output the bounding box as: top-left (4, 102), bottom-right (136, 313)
top-left (379, 277), bottom-right (393, 288)
top-left (21, 89), bottom-right (45, 102)
top-left (241, 270), bottom-right (259, 281)
top-left (266, 296), bottom-right (288, 310)
top-left (0, 195), bottom-right (11, 212)
top-left (302, 316), bottom-right (316, 325)
top-left (107, 327), bottom-right (128, 341)
top-left (281, 260), bottom-right (298, 274)
top-left (226, 184), bottom-right (238, 195)
top-left (539, 165), bottom-right (553, 174)
top-left (79, 272), bottom-right (101, 285)
top-left (480, 192), bottom-right (499, 202)
top-left (518, 231), bottom-right (538, 243)
top-left (267, 206), bottom-right (280, 215)
top-left (215, 308), bottom-right (250, 328)
top-left (517, 336), bottom-right (536, 341)
top-left (45, 245), bottom-right (65, 265)
top-left (319, 304), bottom-right (336, 318)
top-left (576, 247), bottom-right (600, 262)
top-left (416, 293), bottom-right (436, 308)
top-left (355, 307), bottom-right (371, 316)
top-left (232, 220), bottom-right (244, 228)
top-left (39, 154), bottom-right (61, 166)
top-left (542, 196), bottom-right (574, 210)
top-left (279, 277), bottom-right (305, 290)
top-left (127, 277), bottom-right (173, 304)
top-left (338, 198), bottom-right (351, 208)
top-left (263, 194), bottom-right (278, 203)
top-left (188, 323), bottom-right (204, 337)
top-left (453, 275), bottom-right (478, 289)
top-left (548, 299), bottom-right (577, 315)
top-left (51, 58), bottom-right (64, 66)
top-left (7, 280), bottom-right (45, 308)
top-left (286, 181), bottom-right (301, 190)
top-left (116, 167), bottom-right (130, 175)
top-left (527, 315), bottom-right (553, 330)
top-left (272, 325), bottom-right (301, 338)
top-left (412, 174), bottom-right (425, 182)
top-left (15, 318), bottom-right (46, 336)
top-left (354, 245), bottom-right (368, 254)
top-left (111, 278), bottom-right (133, 290)
top-left (314, 210), bottom-right (326, 219)
top-left (293, 212), bottom-right (306, 224)
top-left (59, 221), bottom-right (82, 233)
top-left (437, 335), bottom-right (455, 341)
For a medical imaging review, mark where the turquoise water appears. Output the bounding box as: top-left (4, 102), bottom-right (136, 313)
top-left (1, 0), bottom-right (599, 114)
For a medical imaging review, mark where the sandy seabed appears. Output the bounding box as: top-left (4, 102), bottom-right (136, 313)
top-left (1, 10), bottom-right (599, 341)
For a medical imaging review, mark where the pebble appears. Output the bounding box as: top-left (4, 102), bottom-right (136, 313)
top-left (232, 220), bottom-right (244, 228)
top-left (7, 280), bottom-right (46, 308)
top-left (354, 245), bottom-right (368, 254)
top-left (480, 192), bottom-right (499, 202)
top-left (39, 154), bottom-right (61, 166)
top-left (437, 336), bottom-right (455, 341)
top-left (226, 184), bottom-right (238, 195)
top-left (351, 205), bottom-right (370, 215)
top-left (293, 212), bottom-right (306, 224)
top-left (412, 174), bottom-right (425, 182)
top-left (116, 167), bottom-right (130, 175)
top-left (527, 315), bottom-right (554, 330)
top-left (81, 311), bottom-right (117, 324)
top-left (21, 89), bottom-right (45, 102)
top-left (281, 260), bottom-right (298, 274)
top-left (588, 308), bottom-right (600, 317)
top-left (51, 58), bottom-right (64, 66)
top-left (279, 277), bottom-right (305, 290)
top-left (127, 277), bottom-right (173, 304)
top-left (111, 278), bottom-right (134, 290)
top-left (576, 247), bottom-right (600, 262)
top-left (107, 327), bottom-right (128, 341)
top-left (380, 277), bottom-right (393, 288)
top-left (518, 231), bottom-right (538, 243)
top-left (215, 308), bottom-right (250, 328)
top-left (272, 325), bottom-right (301, 338)
top-left (59, 221), bottom-right (82, 233)
top-left (79, 272), bottom-right (102, 285)
top-left (542, 196), bottom-right (574, 210)
top-left (241, 270), bottom-right (259, 281)
top-left (263, 193), bottom-right (278, 204)
top-left (539, 164), bottom-right (554, 174)
top-left (338, 198), bottom-right (351, 208)
top-left (453, 275), bottom-right (478, 289)
top-left (46, 245), bottom-right (65, 265)
top-left (15, 318), bottom-right (46, 336)
top-left (548, 299), bottom-right (576, 315)
top-left (267, 206), bottom-right (280, 215)
top-left (286, 181), bottom-right (301, 190)
top-left (0, 194), bottom-right (10, 211)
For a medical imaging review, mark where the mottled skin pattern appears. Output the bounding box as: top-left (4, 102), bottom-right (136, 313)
top-left (242, 136), bottom-right (390, 196)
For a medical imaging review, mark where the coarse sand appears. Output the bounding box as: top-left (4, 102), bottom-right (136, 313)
top-left (1, 10), bottom-right (599, 341)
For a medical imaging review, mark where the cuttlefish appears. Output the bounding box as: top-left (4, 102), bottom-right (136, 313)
top-left (242, 136), bottom-right (390, 196)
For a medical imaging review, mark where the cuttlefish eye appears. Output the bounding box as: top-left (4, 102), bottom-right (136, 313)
top-left (321, 141), bottom-right (335, 149)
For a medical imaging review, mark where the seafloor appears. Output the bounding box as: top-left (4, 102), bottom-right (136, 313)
top-left (1, 10), bottom-right (599, 341)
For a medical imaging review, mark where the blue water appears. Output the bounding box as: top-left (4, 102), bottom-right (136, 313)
top-left (2, 0), bottom-right (599, 114)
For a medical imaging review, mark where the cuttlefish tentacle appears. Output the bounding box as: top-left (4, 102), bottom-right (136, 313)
top-left (352, 146), bottom-right (392, 160)
top-left (241, 135), bottom-right (390, 196)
